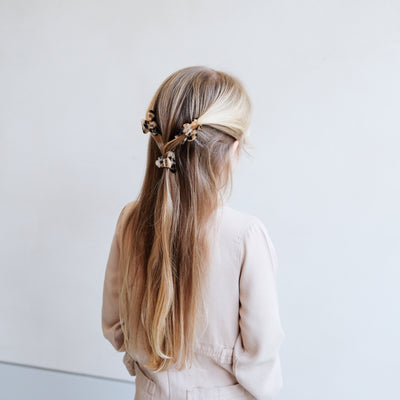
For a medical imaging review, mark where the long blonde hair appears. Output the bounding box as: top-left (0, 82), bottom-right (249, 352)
top-left (119, 65), bottom-right (252, 372)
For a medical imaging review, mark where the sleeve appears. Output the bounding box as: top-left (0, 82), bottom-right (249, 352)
top-left (232, 217), bottom-right (285, 400)
top-left (101, 203), bottom-right (136, 376)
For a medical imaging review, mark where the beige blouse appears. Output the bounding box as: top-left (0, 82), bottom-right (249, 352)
top-left (102, 201), bottom-right (285, 399)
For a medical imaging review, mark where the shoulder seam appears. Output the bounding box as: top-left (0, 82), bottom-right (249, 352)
top-left (235, 216), bottom-right (260, 265)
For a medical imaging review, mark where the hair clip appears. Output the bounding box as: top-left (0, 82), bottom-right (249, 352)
top-left (142, 109), bottom-right (161, 136)
top-left (175, 118), bottom-right (202, 142)
top-left (155, 150), bottom-right (176, 173)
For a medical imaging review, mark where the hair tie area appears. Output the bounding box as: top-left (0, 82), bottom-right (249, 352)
top-left (141, 111), bottom-right (202, 173)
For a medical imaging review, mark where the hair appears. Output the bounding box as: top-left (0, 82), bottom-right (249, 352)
top-left (118, 65), bottom-right (253, 372)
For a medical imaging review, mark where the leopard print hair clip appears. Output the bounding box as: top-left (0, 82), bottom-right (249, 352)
top-left (141, 109), bottom-right (161, 136)
top-left (175, 119), bottom-right (202, 143)
top-left (155, 150), bottom-right (176, 174)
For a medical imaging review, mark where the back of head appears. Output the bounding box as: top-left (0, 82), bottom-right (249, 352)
top-left (119, 65), bottom-right (252, 372)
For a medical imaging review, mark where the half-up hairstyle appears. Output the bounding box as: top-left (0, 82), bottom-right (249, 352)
top-left (118, 65), bottom-right (253, 372)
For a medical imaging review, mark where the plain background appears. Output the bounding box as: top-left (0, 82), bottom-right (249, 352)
top-left (1, 1), bottom-right (399, 399)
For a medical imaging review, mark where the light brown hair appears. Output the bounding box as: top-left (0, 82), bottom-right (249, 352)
top-left (119, 65), bottom-right (253, 372)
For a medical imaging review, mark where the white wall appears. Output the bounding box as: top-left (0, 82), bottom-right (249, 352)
top-left (1, 1), bottom-right (399, 399)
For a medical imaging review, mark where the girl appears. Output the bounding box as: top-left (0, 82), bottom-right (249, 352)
top-left (102, 65), bottom-right (285, 399)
